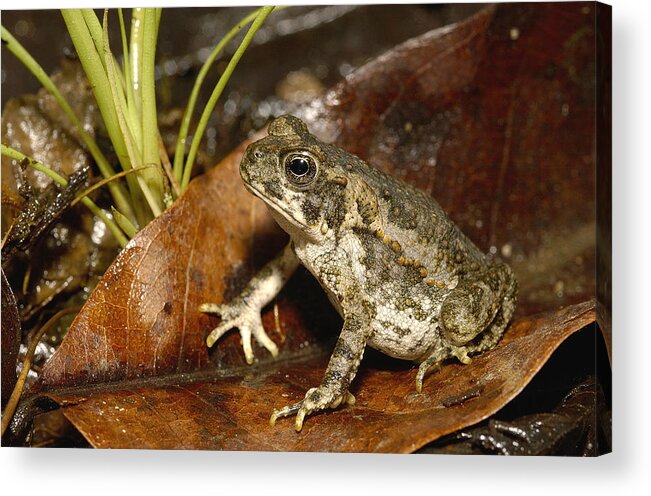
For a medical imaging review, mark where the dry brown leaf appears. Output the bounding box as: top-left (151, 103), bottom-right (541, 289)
top-left (1, 269), bottom-right (20, 406)
top-left (45, 301), bottom-right (594, 452)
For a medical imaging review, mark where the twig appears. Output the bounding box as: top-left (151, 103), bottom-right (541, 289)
top-left (70, 164), bottom-right (154, 207)
top-left (1, 145), bottom-right (129, 248)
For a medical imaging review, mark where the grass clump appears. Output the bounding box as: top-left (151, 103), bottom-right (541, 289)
top-left (2, 6), bottom-right (280, 245)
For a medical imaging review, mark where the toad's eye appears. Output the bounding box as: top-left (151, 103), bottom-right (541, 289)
top-left (289, 156), bottom-right (309, 176)
top-left (284, 152), bottom-right (318, 187)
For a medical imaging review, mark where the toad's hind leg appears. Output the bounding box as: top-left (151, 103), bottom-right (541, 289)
top-left (415, 262), bottom-right (517, 393)
top-left (465, 274), bottom-right (517, 354)
top-left (439, 261), bottom-right (515, 348)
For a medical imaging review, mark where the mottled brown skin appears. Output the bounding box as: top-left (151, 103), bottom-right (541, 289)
top-left (200, 115), bottom-right (517, 431)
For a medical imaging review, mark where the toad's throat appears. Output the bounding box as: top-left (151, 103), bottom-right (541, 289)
top-left (243, 182), bottom-right (311, 234)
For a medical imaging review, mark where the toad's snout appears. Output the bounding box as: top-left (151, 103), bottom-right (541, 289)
top-left (239, 148), bottom-right (253, 183)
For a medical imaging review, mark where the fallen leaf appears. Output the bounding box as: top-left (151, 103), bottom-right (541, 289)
top-left (423, 375), bottom-right (610, 456)
top-left (1, 60), bottom-right (96, 196)
top-left (24, 3), bottom-right (601, 451)
top-left (1, 269), bottom-right (20, 406)
top-left (45, 301), bottom-right (594, 452)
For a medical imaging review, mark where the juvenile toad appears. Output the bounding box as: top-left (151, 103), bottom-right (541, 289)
top-left (200, 115), bottom-right (517, 431)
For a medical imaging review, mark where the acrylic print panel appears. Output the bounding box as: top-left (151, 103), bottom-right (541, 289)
top-left (1, 2), bottom-right (611, 454)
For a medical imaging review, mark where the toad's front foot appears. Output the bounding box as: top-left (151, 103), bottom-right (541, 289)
top-left (270, 387), bottom-right (356, 432)
top-left (199, 300), bottom-right (278, 364)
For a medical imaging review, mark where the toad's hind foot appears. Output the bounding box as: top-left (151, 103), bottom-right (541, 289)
top-left (415, 359), bottom-right (440, 394)
top-left (270, 388), bottom-right (356, 432)
top-left (415, 346), bottom-right (472, 393)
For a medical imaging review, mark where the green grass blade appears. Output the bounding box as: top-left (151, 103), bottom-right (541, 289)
top-left (140, 8), bottom-right (165, 202)
top-left (65, 8), bottom-right (163, 227)
top-left (129, 8), bottom-right (145, 118)
top-left (111, 207), bottom-right (137, 238)
top-left (1, 145), bottom-right (129, 248)
top-left (102, 10), bottom-right (161, 221)
top-left (84, 9), bottom-right (128, 93)
top-left (102, 12), bottom-right (135, 148)
top-left (81, 9), bottom-right (106, 70)
top-left (181, 6), bottom-right (277, 192)
top-left (117, 9), bottom-right (130, 79)
top-left (61, 11), bottom-right (131, 172)
top-left (172, 6), bottom-right (267, 185)
top-left (118, 8), bottom-right (141, 146)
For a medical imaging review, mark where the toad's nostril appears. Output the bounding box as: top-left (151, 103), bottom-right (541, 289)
top-left (254, 150), bottom-right (263, 159)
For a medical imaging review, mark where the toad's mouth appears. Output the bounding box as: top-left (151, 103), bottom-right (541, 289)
top-left (243, 182), bottom-right (311, 233)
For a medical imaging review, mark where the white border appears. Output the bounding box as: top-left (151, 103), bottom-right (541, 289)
top-left (2, 0), bottom-right (650, 495)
